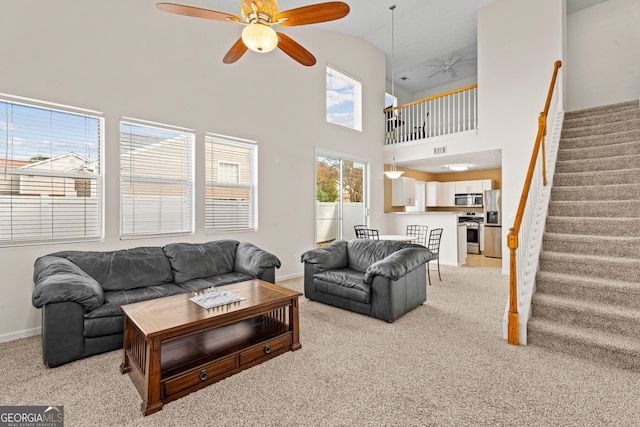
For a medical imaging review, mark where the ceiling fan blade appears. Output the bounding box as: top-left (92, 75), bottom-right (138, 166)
top-left (276, 32), bottom-right (316, 66)
top-left (448, 55), bottom-right (461, 66)
top-left (277, 2), bottom-right (350, 26)
top-left (428, 69), bottom-right (444, 78)
top-left (223, 38), bottom-right (249, 64)
top-left (449, 68), bottom-right (458, 78)
top-left (156, 3), bottom-right (241, 22)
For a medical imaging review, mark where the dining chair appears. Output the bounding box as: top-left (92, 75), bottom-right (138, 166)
top-left (354, 225), bottom-right (368, 238)
top-left (362, 228), bottom-right (379, 240)
top-left (426, 228), bottom-right (443, 285)
top-left (406, 224), bottom-right (428, 246)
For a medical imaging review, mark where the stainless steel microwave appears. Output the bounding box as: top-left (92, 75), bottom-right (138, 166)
top-left (454, 193), bottom-right (483, 207)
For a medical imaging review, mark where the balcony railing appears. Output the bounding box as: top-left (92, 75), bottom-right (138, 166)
top-left (385, 84), bottom-right (478, 144)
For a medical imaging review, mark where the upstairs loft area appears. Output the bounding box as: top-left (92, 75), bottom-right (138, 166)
top-left (385, 84), bottom-right (478, 145)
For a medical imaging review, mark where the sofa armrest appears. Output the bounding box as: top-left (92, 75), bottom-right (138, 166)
top-left (234, 242), bottom-right (282, 278)
top-left (32, 256), bottom-right (104, 311)
top-left (364, 247), bottom-right (431, 284)
top-left (300, 240), bottom-right (348, 271)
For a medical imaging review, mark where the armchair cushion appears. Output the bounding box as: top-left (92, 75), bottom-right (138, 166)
top-left (346, 239), bottom-right (408, 273)
top-left (314, 268), bottom-right (370, 304)
top-left (365, 247), bottom-right (432, 284)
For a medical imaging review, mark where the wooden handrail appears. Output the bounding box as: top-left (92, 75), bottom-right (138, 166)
top-left (383, 84), bottom-right (478, 113)
top-left (507, 60), bottom-right (562, 346)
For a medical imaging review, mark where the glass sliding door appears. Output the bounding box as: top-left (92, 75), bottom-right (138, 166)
top-left (315, 151), bottom-right (368, 247)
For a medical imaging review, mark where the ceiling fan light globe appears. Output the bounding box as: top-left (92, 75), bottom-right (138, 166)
top-left (242, 23), bottom-right (278, 53)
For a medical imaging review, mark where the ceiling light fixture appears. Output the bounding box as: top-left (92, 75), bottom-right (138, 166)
top-left (241, 23), bottom-right (278, 53)
top-left (384, 5), bottom-right (404, 180)
top-left (447, 164), bottom-right (471, 171)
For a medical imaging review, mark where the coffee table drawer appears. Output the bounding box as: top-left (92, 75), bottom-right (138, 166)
top-left (239, 334), bottom-right (292, 366)
top-left (163, 355), bottom-right (237, 397)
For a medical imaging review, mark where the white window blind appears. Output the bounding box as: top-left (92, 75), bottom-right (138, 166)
top-left (120, 119), bottom-right (194, 238)
top-left (0, 95), bottom-right (103, 245)
top-left (326, 66), bottom-right (362, 131)
top-left (205, 134), bottom-right (257, 232)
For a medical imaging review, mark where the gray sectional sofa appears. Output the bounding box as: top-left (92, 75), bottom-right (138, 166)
top-left (32, 240), bottom-right (281, 367)
top-left (301, 239), bottom-right (431, 322)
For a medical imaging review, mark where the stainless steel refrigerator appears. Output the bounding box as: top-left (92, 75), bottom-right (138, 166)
top-left (484, 190), bottom-right (502, 258)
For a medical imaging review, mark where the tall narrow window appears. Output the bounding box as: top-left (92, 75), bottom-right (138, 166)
top-left (120, 119), bottom-right (194, 238)
top-left (205, 134), bottom-right (257, 232)
top-left (326, 66), bottom-right (362, 131)
top-left (0, 95), bottom-right (103, 245)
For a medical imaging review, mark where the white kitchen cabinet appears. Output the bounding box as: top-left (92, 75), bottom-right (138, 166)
top-left (405, 181), bottom-right (425, 212)
top-left (455, 180), bottom-right (483, 194)
top-left (482, 179), bottom-right (494, 192)
top-left (392, 177), bottom-right (416, 206)
top-left (426, 181), bottom-right (455, 207)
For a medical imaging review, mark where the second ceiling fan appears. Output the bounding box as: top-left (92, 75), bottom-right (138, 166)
top-left (156, 0), bottom-right (350, 66)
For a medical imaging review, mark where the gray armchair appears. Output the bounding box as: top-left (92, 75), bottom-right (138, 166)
top-left (301, 239), bottom-right (432, 322)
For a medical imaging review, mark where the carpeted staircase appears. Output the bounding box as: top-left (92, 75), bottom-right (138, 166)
top-left (528, 99), bottom-right (640, 371)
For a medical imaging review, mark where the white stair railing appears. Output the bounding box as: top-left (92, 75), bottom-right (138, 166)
top-left (385, 85), bottom-right (477, 144)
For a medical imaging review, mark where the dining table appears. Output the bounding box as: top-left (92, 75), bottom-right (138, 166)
top-left (378, 234), bottom-right (418, 242)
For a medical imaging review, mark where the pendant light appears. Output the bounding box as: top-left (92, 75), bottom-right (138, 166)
top-left (384, 5), bottom-right (404, 180)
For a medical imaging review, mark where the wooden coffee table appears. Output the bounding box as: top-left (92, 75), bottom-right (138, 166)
top-left (119, 279), bottom-right (301, 416)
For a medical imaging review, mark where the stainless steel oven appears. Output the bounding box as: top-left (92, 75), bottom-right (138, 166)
top-left (458, 212), bottom-right (482, 254)
top-left (455, 193), bottom-right (483, 208)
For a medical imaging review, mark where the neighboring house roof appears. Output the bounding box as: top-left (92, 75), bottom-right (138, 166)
top-left (0, 159), bottom-right (32, 168)
top-left (19, 152), bottom-right (88, 171)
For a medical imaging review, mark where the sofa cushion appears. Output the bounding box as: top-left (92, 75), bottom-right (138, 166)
top-left (313, 268), bottom-right (370, 304)
top-left (179, 272), bottom-right (254, 292)
top-left (164, 240), bottom-right (239, 284)
top-left (56, 247), bottom-right (174, 291)
top-left (85, 283), bottom-right (186, 319)
top-left (346, 239), bottom-right (408, 273)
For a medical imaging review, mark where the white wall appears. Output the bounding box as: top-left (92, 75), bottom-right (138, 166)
top-left (477, 0), bottom-right (565, 273)
top-left (566, 0), bottom-right (640, 111)
top-left (0, 0), bottom-right (385, 340)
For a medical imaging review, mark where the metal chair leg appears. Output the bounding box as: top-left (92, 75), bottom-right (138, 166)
top-left (437, 258), bottom-right (441, 281)
top-left (427, 262), bottom-right (432, 285)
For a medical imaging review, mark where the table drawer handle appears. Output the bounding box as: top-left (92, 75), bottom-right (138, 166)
top-left (264, 344), bottom-right (271, 354)
top-left (199, 369), bottom-right (208, 381)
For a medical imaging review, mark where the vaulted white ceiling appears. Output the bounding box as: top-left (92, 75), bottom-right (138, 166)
top-left (192, 0), bottom-right (608, 95)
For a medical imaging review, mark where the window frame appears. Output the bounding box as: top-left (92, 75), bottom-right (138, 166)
top-left (205, 133), bottom-right (258, 233)
top-left (326, 65), bottom-right (363, 132)
top-left (119, 118), bottom-right (195, 239)
top-left (0, 94), bottom-right (104, 246)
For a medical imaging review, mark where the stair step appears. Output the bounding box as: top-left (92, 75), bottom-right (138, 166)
top-left (543, 232), bottom-right (640, 258)
top-left (545, 216), bottom-right (640, 237)
top-left (555, 154), bottom-right (640, 173)
top-left (550, 183), bottom-right (640, 201)
top-left (527, 317), bottom-right (640, 372)
top-left (553, 169), bottom-right (640, 186)
top-left (559, 128), bottom-right (640, 150)
top-left (539, 251), bottom-right (640, 282)
top-left (536, 270), bottom-right (640, 310)
top-left (531, 293), bottom-right (640, 339)
top-left (564, 100), bottom-right (639, 120)
top-left (560, 118), bottom-right (640, 139)
top-left (557, 140), bottom-right (640, 161)
top-left (547, 200), bottom-right (640, 218)
top-left (563, 107), bottom-right (640, 129)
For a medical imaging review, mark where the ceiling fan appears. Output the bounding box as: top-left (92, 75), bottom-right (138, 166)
top-left (427, 55), bottom-right (461, 79)
top-left (156, 1), bottom-right (350, 66)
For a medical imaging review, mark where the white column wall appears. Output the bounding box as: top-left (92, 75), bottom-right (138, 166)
top-left (566, 0), bottom-right (640, 111)
top-left (0, 0), bottom-right (385, 340)
top-left (477, 0), bottom-right (565, 273)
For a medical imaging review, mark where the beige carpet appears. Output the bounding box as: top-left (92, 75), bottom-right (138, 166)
top-left (2, 265), bottom-right (639, 426)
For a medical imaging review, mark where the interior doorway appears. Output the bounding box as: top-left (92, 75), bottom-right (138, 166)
top-left (315, 150), bottom-right (369, 247)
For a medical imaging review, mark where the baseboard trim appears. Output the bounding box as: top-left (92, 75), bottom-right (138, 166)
top-left (0, 327), bottom-right (41, 343)
top-left (276, 272), bottom-right (304, 281)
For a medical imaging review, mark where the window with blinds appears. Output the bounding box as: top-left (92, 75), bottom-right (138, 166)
top-left (205, 134), bottom-right (257, 232)
top-left (326, 66), bottom-right (362, 131)
top-left (120, 119), bottom-right (194, 238)
top-left (0, 96), bottom-right (103, 245)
